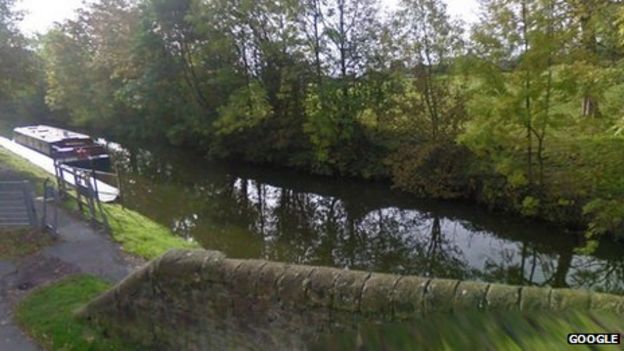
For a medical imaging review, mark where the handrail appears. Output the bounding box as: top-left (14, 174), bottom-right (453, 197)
top-left (67, 166), bottom-right (118, 177)
top-left (42, 178), bottom-right (59, 236)
top-left (53, 162), bottom-right (110, 231)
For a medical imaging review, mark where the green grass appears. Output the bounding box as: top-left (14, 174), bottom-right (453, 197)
top-left (63, 199), bottom-right (199, 260)
top-left (0, 144), bottom-right (199, 260)
top-left (0, 228), bottom-right (52, 260)
top-left (15, 275), bottom-right (140, 351)
top-left (102, 203), bottom-right (199, 259)
top-left (0, 146), bottom-right (53, 193)
top-left (315, 310), bottom-right (624, 350)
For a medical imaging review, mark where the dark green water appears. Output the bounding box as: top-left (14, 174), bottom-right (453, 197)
top-left (109, 143), bottom-right (624, 294)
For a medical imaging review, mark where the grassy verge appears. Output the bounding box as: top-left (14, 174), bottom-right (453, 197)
top-left (0, 229), bottom-right (52, 260)
top-left (0, 144), bottom-right (199, 260)
top-left (15, 275), bottom-right (140, 351)
top-left (0, 146), bottom-right (53, 191)
top-left (315, 310), bottom-right (624, 350)
top-left (63, 200), bottom-right (199, 260)
top-left (102, 203), bottom-right (198, 259)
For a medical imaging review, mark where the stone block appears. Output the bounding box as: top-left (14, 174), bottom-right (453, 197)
top-left (306, 268), bottom-right (339, 308)
top-left (485, 284), bottom-right (520, 311)
top-left (391, 276), bottom-right (430, 319)
top-left (424, 279), bottom-right (459, 314)
top-left (217, 259), bottom-right (245, 286)
top-left (157, 250), bottom-right (209, 277)
top-left (519, 286), bottom-right (552, 311)
top-left (360, 273), bottom-right (400, 318)
top-left (277, 264), bottom-right (316, 309)
top-left (332, 270), bottom-right (370, 312)
top-left (453, 281), bottom-right (489, 311)
top-left (550, 288), bottom-right (591, 311)
top-left (256, 262), bottom-right (287, 298)
top-left (590, 292), bottom-right (624, 314)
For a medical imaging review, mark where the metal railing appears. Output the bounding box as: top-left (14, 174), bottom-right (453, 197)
top-left (53, 161), bottom-right (110, 231)
top-left (42, 178), bottom-right (59, 236)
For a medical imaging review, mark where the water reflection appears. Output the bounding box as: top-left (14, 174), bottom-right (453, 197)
top-left (112, 144), bottom-right (624, 294)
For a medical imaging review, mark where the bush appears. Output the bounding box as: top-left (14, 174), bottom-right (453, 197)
top-left (387, 142), bottom-right (474, 199)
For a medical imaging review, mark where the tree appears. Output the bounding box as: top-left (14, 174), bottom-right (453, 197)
top-left (394, 0), bottom-right (465, 142)
top-left (464, 0), bottom-right (570, 194)
top-left (0, 0), bottom-right (32, 104)
top-left (564, 0), bottom-right (623, 117)
top-left (302, 0), bottom-right (383, 174)
top-left (42, 0), bottom-right (140, 133)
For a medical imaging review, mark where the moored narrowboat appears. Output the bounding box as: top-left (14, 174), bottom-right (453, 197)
top-left (13, 125), bottom-right (111, 172)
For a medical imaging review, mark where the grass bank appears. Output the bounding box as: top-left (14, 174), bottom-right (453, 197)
top-left (102, 203), bottom-right (198, 259)
top-left (15, 275), bottom-right (140, 351)
top-left (0, 229), bottom-right (52, 260)
top-left (0, 144), bottom-right (199, 260)
top-left (0, 146), bottom-right (51, 194)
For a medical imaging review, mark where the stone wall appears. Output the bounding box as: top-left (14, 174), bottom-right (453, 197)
top-left (78, 249), bottom-right (624, 350)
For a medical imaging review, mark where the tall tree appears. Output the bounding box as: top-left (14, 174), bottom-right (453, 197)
top-left (0, 0), bottom-right (31, 103)
top-left (303, 0), bottom-right (382, 173)
top-left (465, 0), bottom-right (569, 191)
top-left (394, 0), bottom-right (465, 142)
top-left (565, 0), bottom-right (623, 117)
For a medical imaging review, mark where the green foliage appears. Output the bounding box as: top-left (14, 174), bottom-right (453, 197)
top-left (0, 0), bottom-right (46, 122)
top-left (387, 142), bottom-right (473, 199)
top-left (520, 196), bottom-right (540, 217)
top-left (303, 81), bottom-right (365, 172)
top-left (215, 82), bottom-right (273, 136)
top-left (16, 275), bottom-right (140, 350)
top-left (3, 0), bottom-right (624, 243)
top-left (583, 199), bottom-right (624, 240)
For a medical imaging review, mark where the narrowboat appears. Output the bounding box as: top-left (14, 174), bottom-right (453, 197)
top-left (13, 125), bottom-right (111, 172)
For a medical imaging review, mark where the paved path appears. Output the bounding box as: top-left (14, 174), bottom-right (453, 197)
top-left (0, 202), bottom-right (141, 350)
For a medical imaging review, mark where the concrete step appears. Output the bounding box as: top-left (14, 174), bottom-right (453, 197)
top-left (0, 198), bottom-right (26, 203)
top-left (0, 223), bottom-right (32, 227)
top-left (0, 193), bottom-right (26, 201)
top-left (0, 217), bottom-right (30, 222)
top-left (0, 206), bottom-right (29, 211)
top-left (0, 181), bottom-right (36, 228)
top-left (0, 199), bottom-right (28, 204)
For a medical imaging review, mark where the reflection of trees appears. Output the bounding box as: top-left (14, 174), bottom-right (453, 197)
top-left (196, 179), bottom-right (475, 279)
top-left (567, 258), bottom-right (624, 294)
top-left (480, 243), bottom-right (561, 287)
top-left (477, 240), bottom-right (624, 294)
top-left (111, 146), bottom-right (624, 294)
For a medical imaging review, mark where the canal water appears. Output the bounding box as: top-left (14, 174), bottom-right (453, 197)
top-left (110, 143), bottom-right (624, 294)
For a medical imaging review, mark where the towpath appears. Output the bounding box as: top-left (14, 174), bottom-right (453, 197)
top-left (0, 199), bottom-right (142, 350)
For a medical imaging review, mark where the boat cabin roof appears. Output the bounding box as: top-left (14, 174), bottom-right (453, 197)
top-left (14, 125), bottom-right (91, 144)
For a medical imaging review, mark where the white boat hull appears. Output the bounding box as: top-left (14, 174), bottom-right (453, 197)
top-left (0, 137), bottom-right (119, 203)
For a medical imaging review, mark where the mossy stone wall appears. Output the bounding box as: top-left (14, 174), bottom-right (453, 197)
top-left (78, 249), bottom-right (624, 350)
